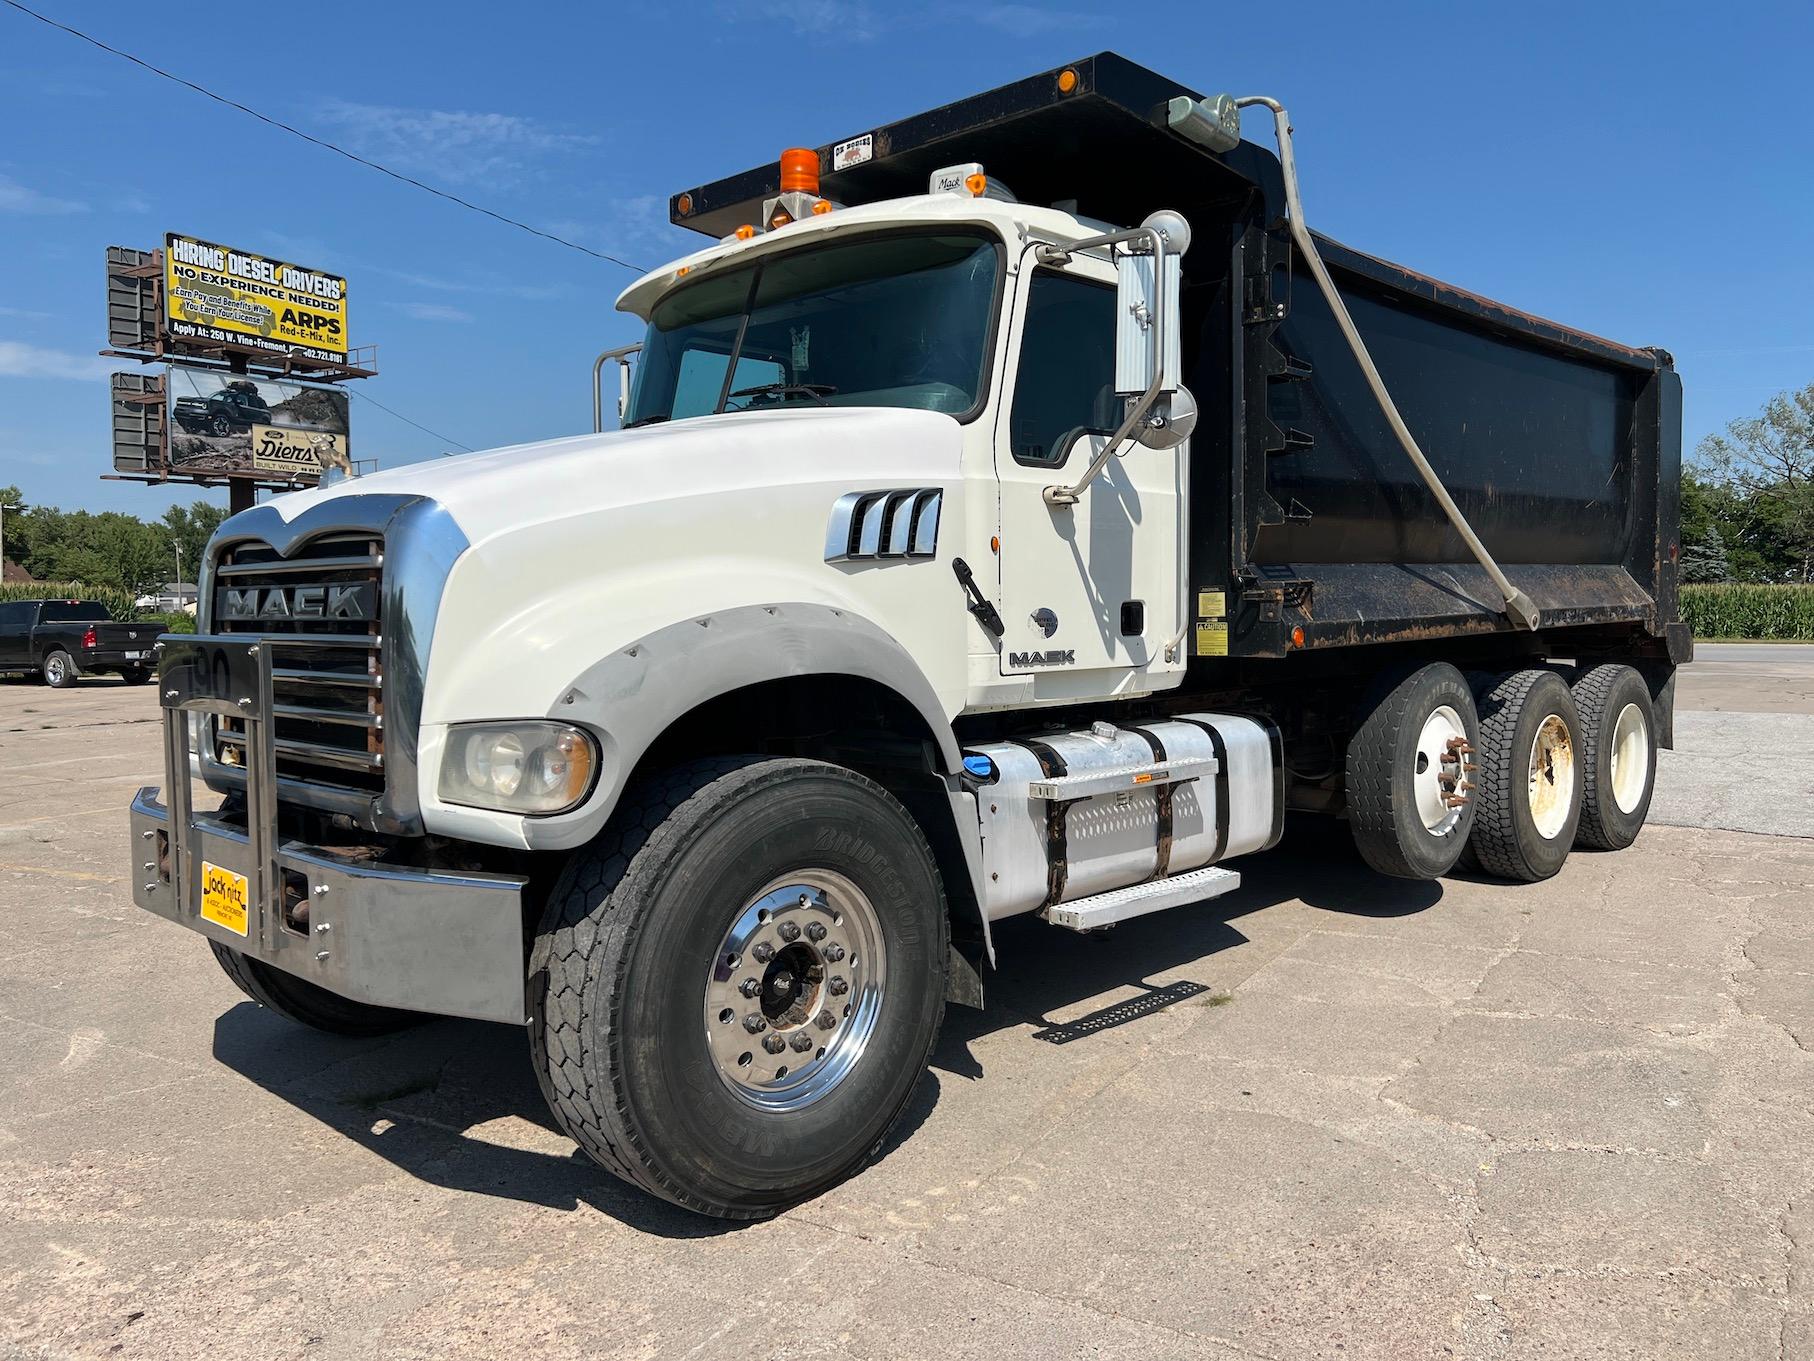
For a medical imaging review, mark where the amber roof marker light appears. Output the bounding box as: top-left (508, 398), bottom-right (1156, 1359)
top-left (779, 147), bottom-right (820, 195)
top-left (675, 192), bottom-right (694, 217)
top-left (1056, 67), bottom-right (1079, 95)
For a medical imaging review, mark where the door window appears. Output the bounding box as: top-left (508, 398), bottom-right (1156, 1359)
top-left (1008, 271), bottom-right (1119, 466)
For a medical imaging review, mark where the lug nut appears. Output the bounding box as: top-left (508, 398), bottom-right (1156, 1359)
top-left (777, 921), bottom-right (801, 943)
top-left (738, 977), bottom-right (762, 998)
top-left (742, 1014), bottom-right (767, 1034)
top-left (806, 921), bottom-right (827, 942)
top-left (823, 944), bottom-right (845, 963)
top-left (789, 1032), bottom-right (814, 1053)
top-left (817, 1010), bottom-right (836, 1030)
top-left (827, 976), bottom-right (849, 996)
top-left (751, 941), bottom-right (775, 963)
top-left (762, 1033), bottom-right (787, 1054)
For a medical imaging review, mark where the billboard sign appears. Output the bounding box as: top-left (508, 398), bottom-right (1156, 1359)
top-left (105, 246), bottom-right (160, 351)
top-left (110, 371), bottom-right (167, 475)
top-left (163, 234), bottom-right (348, 362)
top-left (165, 364), bottom-right (349, 483)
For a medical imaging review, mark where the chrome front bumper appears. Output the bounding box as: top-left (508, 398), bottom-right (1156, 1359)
top-left (130, 636), bottom-right (528, 1025)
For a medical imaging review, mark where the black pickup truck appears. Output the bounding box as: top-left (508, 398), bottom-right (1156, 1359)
top-left (0, 600), bottom-right (159, 687)
top-left (172, 380), bottom-right (272, 437)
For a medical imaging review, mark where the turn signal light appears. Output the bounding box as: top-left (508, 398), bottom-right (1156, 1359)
top-left (734, 224), bottom-right (757, 240)
top-left (779, 147), bottom-right (819, 194)
top-left (82, 626), bottom-right (97, 649)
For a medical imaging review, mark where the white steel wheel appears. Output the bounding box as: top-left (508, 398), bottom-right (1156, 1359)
top-left (1609, 702), bottom-right (1650, 815)
top-left (1571, 664), bottom-right (1658, 850)
top-left (1526, 712), bottom-right (1578, 840)
top-left (1413, 705), bottom-right (1471, 836)
top-left (703, 870), bottom-right (887, 1112)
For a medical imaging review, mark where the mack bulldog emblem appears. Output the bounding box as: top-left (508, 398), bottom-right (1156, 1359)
top-left (217, 583), bottom-right (376, 622)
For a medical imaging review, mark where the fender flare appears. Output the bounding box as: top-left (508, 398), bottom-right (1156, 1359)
top-left (529, 602), bottom-right (965, 851)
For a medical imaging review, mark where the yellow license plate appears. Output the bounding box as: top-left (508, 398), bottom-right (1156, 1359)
top-left (200, 861), bottom-right (250, 937)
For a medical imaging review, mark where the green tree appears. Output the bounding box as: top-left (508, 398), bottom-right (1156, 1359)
top-left (1695, 383), bottom-right (1814, 582)
top-left (0, 497), bottom-right (222, 593)
top-left (159, 502), bottom-right (228, 582)
top-left (1679, 525), bottom-right (1732, 583)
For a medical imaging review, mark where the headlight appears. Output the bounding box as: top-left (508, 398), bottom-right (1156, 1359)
top-left (440, 722), bottom-right (596, 815)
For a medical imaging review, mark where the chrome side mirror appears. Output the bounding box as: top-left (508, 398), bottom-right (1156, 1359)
top-left (1136, 386), bottom-right (1197, 450)
top-left (592, 344), bottom-right (641, 432)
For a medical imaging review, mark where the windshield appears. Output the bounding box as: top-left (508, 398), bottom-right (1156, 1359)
top-left (623, 229), bottom-right (1002, 427)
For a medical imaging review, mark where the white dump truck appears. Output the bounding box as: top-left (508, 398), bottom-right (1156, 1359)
top-left (131, 54), bottom-right (1688, 1218)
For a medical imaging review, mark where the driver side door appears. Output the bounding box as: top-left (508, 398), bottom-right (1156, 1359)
top-left (992, 253), bottom-right (1184, 692)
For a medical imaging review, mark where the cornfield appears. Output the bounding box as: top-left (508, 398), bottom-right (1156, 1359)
top-left (1681, 584), bottom-right (1814, 640)
top-left (0, 581), bottom-right (140, 618)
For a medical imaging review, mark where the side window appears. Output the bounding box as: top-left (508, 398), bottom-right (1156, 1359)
top-left (1008, 270), bottom-right (1119, 466)
top-left (0, 603), bottom-right (25, 633)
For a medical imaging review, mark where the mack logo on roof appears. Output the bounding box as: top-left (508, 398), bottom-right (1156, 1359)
top-left (1009, 649), bottom-right (1075, 668)
top-left (217, 584), bottom-right (376, 622)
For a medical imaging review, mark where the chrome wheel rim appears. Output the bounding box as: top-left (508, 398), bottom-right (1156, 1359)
top-left (45, 656), bottom-right (64, 684)
top-left (1527, 713), bottom-right (1576, 840)
top-left (1609, 702), bottom-right (1649, 815)
top-left (703, 869), bottom-right (886, 1112)
top-left (1413, 705), bottom-right (1471, 835)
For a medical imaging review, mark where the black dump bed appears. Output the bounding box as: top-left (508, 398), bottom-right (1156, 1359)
top-left (671, 53), bottom-right (1685, 663)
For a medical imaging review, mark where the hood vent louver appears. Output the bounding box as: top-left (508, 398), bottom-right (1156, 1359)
top-left (824, 488), bottom-right (942, 563)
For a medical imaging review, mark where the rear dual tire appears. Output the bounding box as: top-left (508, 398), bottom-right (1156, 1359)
top-left (1467, 669), bottom-right (1584, 882)
top-left (1570, 664), bottom-right (1657, 850)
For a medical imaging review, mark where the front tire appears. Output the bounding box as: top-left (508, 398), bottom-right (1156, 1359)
top-left (529, 756), bottom-right (947, 1219)
top-left (42, 650), bottom-right (77, 688)
top-left (1468, 669), bottom-right (1585, 881)
top-left (1346, 662), bottom-right (1481, 879)
top-left (208, 941), bottom-right (421, 1036)
top-left (1571, 664), bottom-right (1656, 850)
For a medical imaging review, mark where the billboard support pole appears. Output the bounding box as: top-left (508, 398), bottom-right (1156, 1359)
top-left (224, 351), bottom-right (256, 514)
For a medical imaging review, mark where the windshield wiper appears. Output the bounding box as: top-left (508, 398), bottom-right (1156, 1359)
top-left (621, 414), bottom-right (669, 429)
top-left (727, 382), bottom-right (837, 407)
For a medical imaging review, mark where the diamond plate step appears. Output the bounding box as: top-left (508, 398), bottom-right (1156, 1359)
top-left (1044, 865), bottom-right (1242, 931)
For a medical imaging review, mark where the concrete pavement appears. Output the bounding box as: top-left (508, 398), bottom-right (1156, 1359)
top-left (1, 651), bottom-right (1811, 1360)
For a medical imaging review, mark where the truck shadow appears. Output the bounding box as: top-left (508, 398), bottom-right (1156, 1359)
top-left (209, 814), bottom-right (1435, 1236)
top-left (933, 814), bottom-right (1441, 1075)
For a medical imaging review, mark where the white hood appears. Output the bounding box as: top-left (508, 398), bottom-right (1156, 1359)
top-left (265, 406), bottom-right (962, 549)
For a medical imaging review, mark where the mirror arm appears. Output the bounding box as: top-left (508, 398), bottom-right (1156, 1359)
top-left (1036, 225), bottom-right (1168, 507)
top-left (592, 343), bottom-right (642, 432)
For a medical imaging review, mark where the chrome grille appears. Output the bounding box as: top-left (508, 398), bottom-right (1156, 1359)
top-left (213, 534), bottom-right (385, 796)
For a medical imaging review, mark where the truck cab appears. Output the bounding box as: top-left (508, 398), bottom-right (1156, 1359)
top-left (612, 188), bottom-right (1187, 712)
top-left (129, 53), bottom-right (1684, 1221)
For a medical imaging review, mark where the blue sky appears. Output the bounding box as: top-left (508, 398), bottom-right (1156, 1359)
top-left (1, 0), bottom-right (1810, 516)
